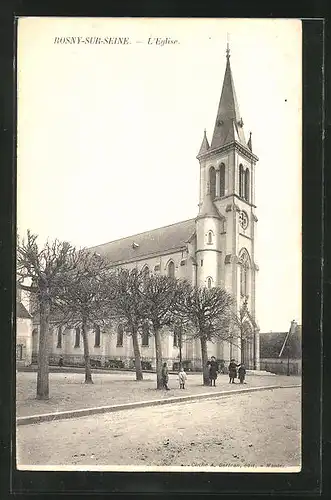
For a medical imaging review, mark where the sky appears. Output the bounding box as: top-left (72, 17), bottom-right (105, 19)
top-left (17, 18), bottom-right (302, 332)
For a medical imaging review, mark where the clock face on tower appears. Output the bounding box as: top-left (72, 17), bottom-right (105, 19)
top-left (239, 210), bottom-right (249, 230)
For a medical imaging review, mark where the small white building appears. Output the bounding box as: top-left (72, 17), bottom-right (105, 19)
top-left (16, 301), bottom-right (33, 366)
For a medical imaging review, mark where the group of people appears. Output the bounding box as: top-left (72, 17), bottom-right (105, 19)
top-left (161, 362), bottom-right (187, 390)
top-left (208, 356), bottom-right (246, 386)
top-left (160, 357), bottom-right (247, 391)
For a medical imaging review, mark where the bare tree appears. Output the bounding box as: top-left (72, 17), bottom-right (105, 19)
top-left (17, 230), bottom-right (76, 399)
top-left (109, 268), bottom-right (148, 381)
top-left (54, 249), bottom-right (113, 384)
top-left (178, 285), bottom-right (234, 386)
top-left (172, 316), bottom-right (195, 368)
top-left (141, 275), bottom-right (190, 389)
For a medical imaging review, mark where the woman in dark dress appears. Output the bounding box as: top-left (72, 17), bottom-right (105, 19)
top-left (208, 356), bottom-right (218, 387)
top-left (228, 359), bottom-right (239, 383)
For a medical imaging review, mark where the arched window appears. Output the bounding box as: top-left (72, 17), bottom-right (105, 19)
top-left (207, 277), bottom-right (212, 289)
top-left (239, 249), bottom-right (250, 297)
top-left (244, 169), bottom-right (250, 202)
top-left (167, 261), bottom-right (175, 279)
top-left (142, 323), bottom-right (149, 347)
top-left (239, 164), bottom-right (244, 197)
top-left (116, 324), bottom-right (124, 347)
top-left (74, 327), bottom-right (80, 348)
top-left (57, 326), bottom-right (62, 348)
top-left (209, 166), bottom-right (216, 199)
top-left (219, 163), bottom-right (225, 197)
top-left (207, 231), bottom-right (213, 244)
top-left (32, 328), bottom-right (38, 352)
top-left (243, 321), bottom-right (253, 339)
top-left (94, 324), bottom-right (101, 347)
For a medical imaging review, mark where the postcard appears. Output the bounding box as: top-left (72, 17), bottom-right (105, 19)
top-left (16, 17), bottom-right (302, 473)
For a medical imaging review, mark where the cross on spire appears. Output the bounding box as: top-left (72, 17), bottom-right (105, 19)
top-left (226, 33), bottom-right (230, 59)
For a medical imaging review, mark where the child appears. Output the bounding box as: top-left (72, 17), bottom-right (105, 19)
top-left (208, 356), bottom-right (218, 387)
top-left (238, 363), bottom-right (246, 384)
top-left (178, 366), bottom-right (187, 389)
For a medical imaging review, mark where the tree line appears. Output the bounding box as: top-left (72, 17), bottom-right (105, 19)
top-left (17, 230), bottom-right (255, 400)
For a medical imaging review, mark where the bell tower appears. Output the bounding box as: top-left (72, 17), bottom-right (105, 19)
top-left (196, 44), bottom-right (259, 367)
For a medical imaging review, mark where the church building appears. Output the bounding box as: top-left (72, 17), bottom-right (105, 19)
top-left (31, 46), bottom-right (260, 371)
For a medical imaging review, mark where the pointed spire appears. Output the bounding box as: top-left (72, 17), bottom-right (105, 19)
top-left (210, 47), bottom-right (247, 150)
top-left (247, 131), bottom-right (252, 151)
top-left (197, 129), bottom-right (210, 156)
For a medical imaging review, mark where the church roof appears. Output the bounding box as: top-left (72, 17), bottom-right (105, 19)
top-left (90, 219), bottom-right (196, 264)
top-left (210, 50), bottom-right (248, 150)
top-left (16, 301), bottom-right (32, 319)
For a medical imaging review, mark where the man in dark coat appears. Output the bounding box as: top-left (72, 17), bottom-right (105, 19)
top-left (228, 359), bottom-right (239, 383)
top-left (208, 356), bottom-right (218, 387)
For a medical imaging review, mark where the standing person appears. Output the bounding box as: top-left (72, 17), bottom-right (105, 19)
top-left (228, 359), bottom-right (239, 384)
top-left (238, 363), bottom-right (246, 384)
top-left (178, 366), bottom-right (187, 389)
top-left (161, 362), bottom-right (170, 390)
top-left (209, 356), bottom-right (218, 387)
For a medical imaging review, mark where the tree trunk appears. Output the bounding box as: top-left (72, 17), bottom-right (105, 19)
top-left (240, 334), bottom-right (244, 364)
top-left (200, 336), bottom-right (210, 386)
top-left (82, 316), bottom-right (93, 384)
top-left (154, 328), bottom-right (163, 389)
top-left (131, 328), bottom-right (143, 381)
top-left (179, 332), bottom-right (182, 367)
top-left (36, 298), bottom-right (50, 400)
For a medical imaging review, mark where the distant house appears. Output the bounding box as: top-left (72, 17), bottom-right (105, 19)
top-left (259, 325), bottom-right (301, 375)
top-left (16, 301), bottom-right (33, 366)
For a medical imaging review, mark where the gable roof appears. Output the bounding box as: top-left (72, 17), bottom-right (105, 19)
top-left (90, 219), bottom-right (196, 264)
top-left (16, 302), bottom-right (32, 319)
top-left (260, 327), bottom-right (302, 359)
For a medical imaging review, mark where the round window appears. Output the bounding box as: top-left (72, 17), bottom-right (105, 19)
top-left (239, 210), bottom-right (249, 229)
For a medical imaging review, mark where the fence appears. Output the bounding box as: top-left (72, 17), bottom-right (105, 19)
top-left (260, 358), bottom-right (301, 375)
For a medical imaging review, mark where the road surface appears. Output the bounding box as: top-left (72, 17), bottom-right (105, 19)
top-left (17, 386), bottom-right (301, 469)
